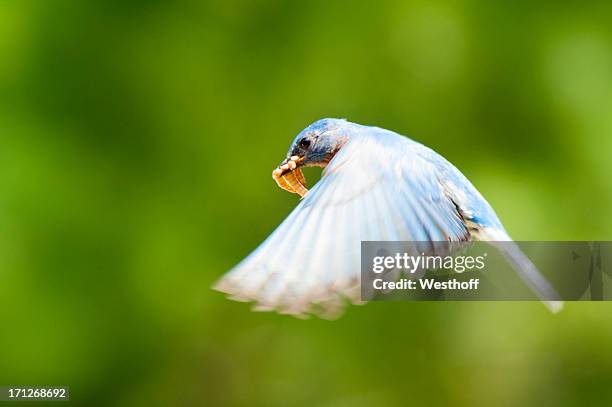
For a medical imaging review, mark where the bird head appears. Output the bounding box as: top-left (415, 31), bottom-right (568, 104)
top-left (272, 118), bottom-right (353, 196)
top-left (286, 118), bottom-right (350, 168)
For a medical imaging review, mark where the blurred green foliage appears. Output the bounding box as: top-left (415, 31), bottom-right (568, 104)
top-left (0, 0), bottom-right (611, 406)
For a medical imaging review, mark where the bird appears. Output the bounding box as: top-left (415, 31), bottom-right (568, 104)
top-left (213, 118), bottom-right (562, 318)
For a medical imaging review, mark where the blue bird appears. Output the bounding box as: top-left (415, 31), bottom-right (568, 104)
top-left (214, 119), bottom-right (562, 317)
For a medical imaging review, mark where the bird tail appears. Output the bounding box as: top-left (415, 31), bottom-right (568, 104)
top-left (479, 228), bottom-right (563, 313)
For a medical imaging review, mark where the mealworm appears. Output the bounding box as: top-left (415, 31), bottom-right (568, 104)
top-left (281, 168), bottom-right (308, 197)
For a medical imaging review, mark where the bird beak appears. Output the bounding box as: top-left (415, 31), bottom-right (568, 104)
top-left (277, 155), bottom-right (305, 174)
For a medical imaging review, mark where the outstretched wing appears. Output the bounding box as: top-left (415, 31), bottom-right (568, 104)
top-left (214, 129), bottom-right (478, 318)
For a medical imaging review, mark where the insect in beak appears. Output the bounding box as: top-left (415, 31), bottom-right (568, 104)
top-left (272, 155), bottom-right (308, 197)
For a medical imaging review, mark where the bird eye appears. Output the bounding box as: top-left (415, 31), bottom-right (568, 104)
top-left (299, 138), bottom-right (311, 148)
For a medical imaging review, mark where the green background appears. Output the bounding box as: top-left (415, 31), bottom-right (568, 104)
top-left (1, 1), bottom-right (611, 406)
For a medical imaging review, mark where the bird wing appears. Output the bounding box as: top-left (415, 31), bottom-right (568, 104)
top-left (213, 130), bottom-right (474, 318)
